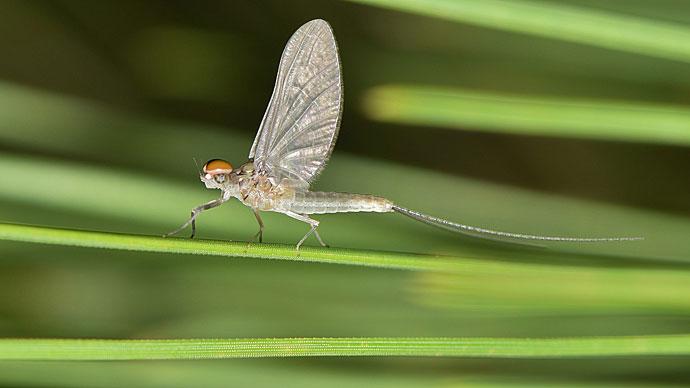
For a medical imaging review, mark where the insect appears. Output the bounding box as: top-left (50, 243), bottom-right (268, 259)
top-left (166, 19), bottom-right (642, 249)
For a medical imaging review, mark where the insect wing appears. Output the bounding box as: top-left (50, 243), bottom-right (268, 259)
top-left (249, 19), bottom-right (343, 186)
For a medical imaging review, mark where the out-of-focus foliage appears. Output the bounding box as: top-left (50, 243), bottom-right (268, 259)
top-left (0, 0), bottom-right (689, 386)
top-left (347, 0), bottom-right (690, 63)
top-left (365, 85), bottom-right (690, 146)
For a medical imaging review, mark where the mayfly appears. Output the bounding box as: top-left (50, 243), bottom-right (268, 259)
top-left (166, 19), bottom-right (642, 249)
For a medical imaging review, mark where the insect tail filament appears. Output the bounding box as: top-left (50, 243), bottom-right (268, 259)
top-left (391, 205), bottom-right (643, 242)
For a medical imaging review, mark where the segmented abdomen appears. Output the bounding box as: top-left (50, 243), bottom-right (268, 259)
top-left (279, 191), bottom-right (393, 214)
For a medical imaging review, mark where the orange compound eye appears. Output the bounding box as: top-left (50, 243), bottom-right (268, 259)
top-left (203, 159), bottom-right (233, 174)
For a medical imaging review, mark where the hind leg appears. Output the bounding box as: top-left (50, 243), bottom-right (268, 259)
top-left (282, 211), bottom-right (328, 249)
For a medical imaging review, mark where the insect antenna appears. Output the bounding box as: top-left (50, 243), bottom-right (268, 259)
top-left (192, 157), bottom-right (202, 175)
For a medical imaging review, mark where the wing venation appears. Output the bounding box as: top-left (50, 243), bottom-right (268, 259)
top-left (249, 19), bottom-right (343, 186)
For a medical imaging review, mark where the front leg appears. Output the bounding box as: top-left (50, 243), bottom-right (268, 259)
top-left (164, 197), bottom-right (227, 238)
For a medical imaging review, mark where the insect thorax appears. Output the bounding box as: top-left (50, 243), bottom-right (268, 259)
top-left (237, 172), bottom-right (295, 211)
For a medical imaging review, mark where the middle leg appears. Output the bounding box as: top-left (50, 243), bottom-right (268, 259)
top-left (251, 208), bottom-right (264, 243)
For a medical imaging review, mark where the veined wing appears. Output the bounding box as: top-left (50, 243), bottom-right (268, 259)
top-left (249, 19), bottom-right (343, 187)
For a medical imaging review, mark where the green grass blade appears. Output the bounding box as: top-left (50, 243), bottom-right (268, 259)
top-left (364, 85), bottom-right (690, 146)
top-left (1, 335), bottom-right (688, 360)
top-left (345, 0), bottom-right (690, 63)
top-left (0, 222), bottom-right (457, 272)
top-left (2, 223), bottom-right (690, 314)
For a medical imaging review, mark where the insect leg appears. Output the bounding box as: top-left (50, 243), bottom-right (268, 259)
top-left (251, 208), bottom-right (265, 243)
top-left (282, 211), bottom-right (328, 249)
top-left (164, 197), bottom-right (227, 238)
top-left (313, 229), bottom-right (328, 248)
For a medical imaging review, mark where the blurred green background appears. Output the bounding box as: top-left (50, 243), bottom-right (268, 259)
top-left (0, 0), bottom-right (689, 386)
